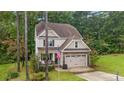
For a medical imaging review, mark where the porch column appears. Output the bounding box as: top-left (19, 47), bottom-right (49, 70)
top-left (60, 52), bottom-right (63, 66)
top-left (52, 53), bottom-right (55, 61)
top-left (86, 54), bottom-right (88, 67)
top-left (35, 47), bottom-right (38, 56)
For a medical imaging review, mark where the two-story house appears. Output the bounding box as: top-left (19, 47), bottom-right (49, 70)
top-left (35, 22), bottom-right (91, 68)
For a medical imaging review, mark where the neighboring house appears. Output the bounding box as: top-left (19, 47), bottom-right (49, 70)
top-left (35, 22), bottom-right (91, 68)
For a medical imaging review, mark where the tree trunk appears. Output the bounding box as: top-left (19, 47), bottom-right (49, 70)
top-left (45, 11), bottom-right (49, 80)
top-left (16, 11), bottom-right (20, 72)
top-left (24, 11), bottom-right (30, 80)
top-left (22, 47), bottom-right (25, 67)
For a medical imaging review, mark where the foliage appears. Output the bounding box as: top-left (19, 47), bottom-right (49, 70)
top-left (6, 71), bottom-right (19, 80)
top-left (0, 63), bottom-right (15, 80)
top-left (30, 54), bottom-right (54, 73)
top-left (39, 65), bottom-right (55, 72)
top-left (90, 49), bottom-right (99, 67)
top-left (70, 12), bottom-right (124, 54)
top-left (41, 53), bottom-right (47, 60)
top-left (31, 72), bottom-right (44, 81)
top-left (0, 12), bottom-right (41, 64)
top-left (30, 55), bottom-right (39, 73)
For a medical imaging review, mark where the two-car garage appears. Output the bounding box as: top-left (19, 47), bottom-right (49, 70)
top-left (64, 54), bottom-right (87, 68)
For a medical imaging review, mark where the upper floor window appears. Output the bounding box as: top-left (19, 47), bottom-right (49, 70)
top-left (48, 40), bottom-right (54, 46)
top-left (75, 41), bottom-right (78, 48)
top-left (43, 39), bottom-right (54, 47)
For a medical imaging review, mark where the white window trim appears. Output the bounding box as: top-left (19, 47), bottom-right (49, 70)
top-left (43, 39), bottom-right (54, 47)
top-left (48, 39), bottom-right (54, 47)
top-left (75, 41), bottom-right (78, 48)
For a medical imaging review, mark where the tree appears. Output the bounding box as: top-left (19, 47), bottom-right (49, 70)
top-left (45, 11), bottom-right (49, 80)
top-left (48, 11), bottom-right (73, 24)
top-left (24, 11), bottom-right (30, 80)
top-left (28, 12), bottom-right (42, 54)
top-left (16, 11), bottom-right (20, 72)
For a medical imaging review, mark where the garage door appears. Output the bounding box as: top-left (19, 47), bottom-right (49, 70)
top-left (65, 55), bottom-right (86, 68)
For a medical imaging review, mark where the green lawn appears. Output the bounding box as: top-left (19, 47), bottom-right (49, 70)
top-left (11, 70), bottom-right (84, 81)
top-left (0, 63), bottom-right (84, 81)
top-left (18, 70), bottom-right (84, 81)
top-left (0, 63), bottom-right (15, 80)
top-left (48, 70), bottom-right (85, 81)
top-left (94, 54), bottom-right (124, 76)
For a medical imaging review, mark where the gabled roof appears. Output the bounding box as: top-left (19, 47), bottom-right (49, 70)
top-left (60, 38), bottom-right (90, 51)
top-left (60, 38), bottom-right (73, 50)
top-left (36, 22), bottom-right (82, 39)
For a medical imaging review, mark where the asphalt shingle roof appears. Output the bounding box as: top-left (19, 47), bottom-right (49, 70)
top-left (36, 22), bottom-right (82, 39)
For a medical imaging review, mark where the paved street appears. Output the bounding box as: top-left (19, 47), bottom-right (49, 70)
top-left (76, 71), bottom-right (124, 81)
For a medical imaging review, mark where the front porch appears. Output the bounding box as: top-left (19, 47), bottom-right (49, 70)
top-left (37, 48), bottom-right (63, 65)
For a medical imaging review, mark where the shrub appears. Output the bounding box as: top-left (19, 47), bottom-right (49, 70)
top-left (31, 72), bottom-right (44, 81)
top-left (6, 71), bottom-right (19, 80)
top-left (90, 49), bottom-right (99, 67)
top-left (39, 65), bottom-right (54, 72)
top-left (0, 55), bottom-right (15, 64)
top-left (30, 54), bottom-right (54, 73)
top-left (30, 55), bottom-right (39, 73)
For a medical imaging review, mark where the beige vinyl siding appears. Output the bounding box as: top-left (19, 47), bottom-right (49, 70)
top-left (66, 40), bottom-right (89, 49)
top-left (36, 37), bottom-right (43, 47)
top-left (54, 39), bottom-right (65, 47)
top-left (40, 30), bottom-right (60, 37)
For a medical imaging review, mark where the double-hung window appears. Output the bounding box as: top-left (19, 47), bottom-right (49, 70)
top-left (48, 40), bottom-right (54, 47)
top-left (75, 41), bottom-right (78, 48)
top-left (43, 39), bottom-right (54, 47)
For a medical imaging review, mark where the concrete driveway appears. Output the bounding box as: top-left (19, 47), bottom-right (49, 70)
top-left (76, 71), bottom-right (124, 81)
